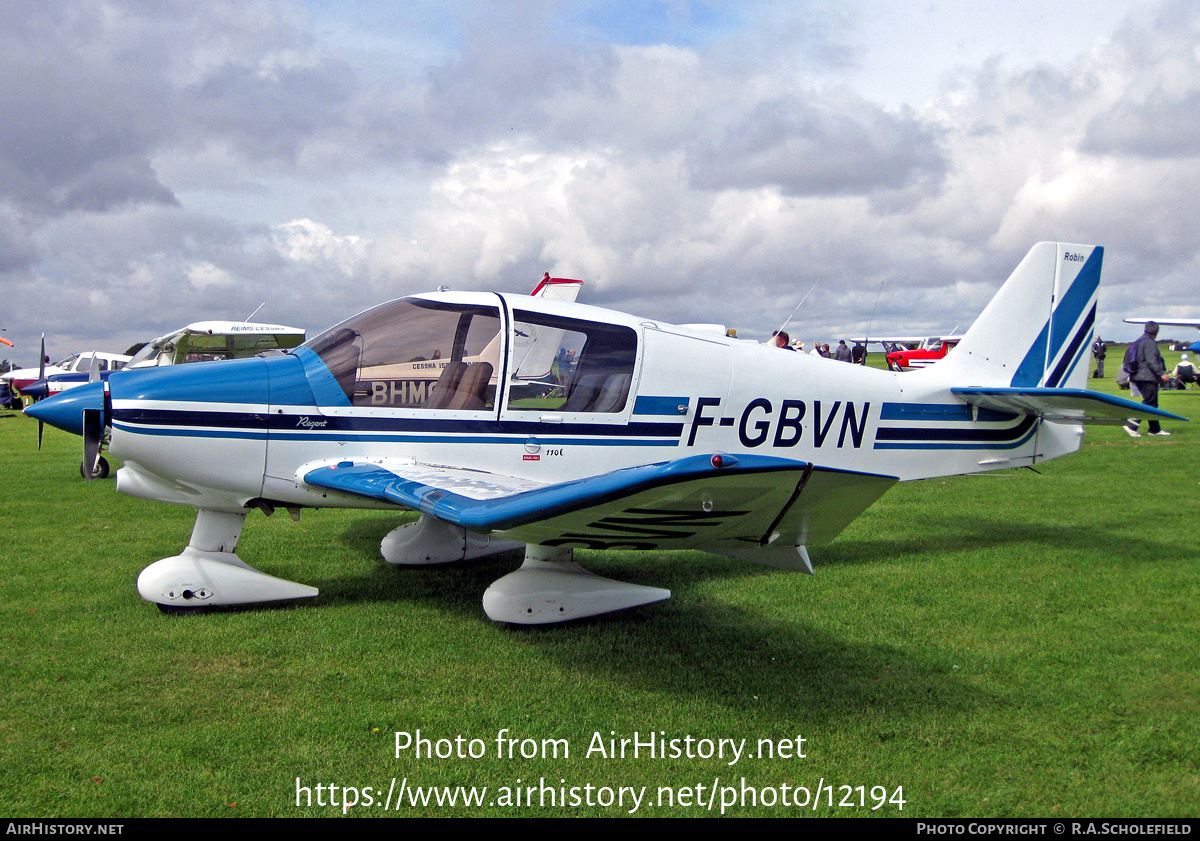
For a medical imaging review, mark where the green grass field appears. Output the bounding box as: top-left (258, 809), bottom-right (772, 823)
top-left (1, 362), bottom-right (1197, 818)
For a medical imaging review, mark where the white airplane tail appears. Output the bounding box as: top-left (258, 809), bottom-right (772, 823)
top-left (530, 275), bottom-right (583, 302)
top-left (935, 242), bottom-right (1100, 390)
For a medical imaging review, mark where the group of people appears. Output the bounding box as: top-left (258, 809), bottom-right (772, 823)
top-left (770, 332), bottom-right (868, 364)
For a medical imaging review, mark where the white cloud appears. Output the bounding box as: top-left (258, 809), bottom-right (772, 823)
top-left (5, 0), bottom-right (1200, 356)
top-left (271, 217), bottom-right (368, 275)
top-left (187, 261), bottom-right (234, 290)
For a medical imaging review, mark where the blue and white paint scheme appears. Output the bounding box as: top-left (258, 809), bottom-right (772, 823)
top-left (27, 243), bottom-right (1186, 623)
top-left (5, 351), bottom-right (131, 399)
top-left (1123, 317), bottom-right (1200, 354)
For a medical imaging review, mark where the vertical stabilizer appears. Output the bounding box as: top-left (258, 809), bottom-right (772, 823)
top-left (936, 242), bottom-right (1101, 389)
top-left (530, 276), bottom-right (584, 302)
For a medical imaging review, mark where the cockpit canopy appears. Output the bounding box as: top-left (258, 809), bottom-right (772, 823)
top-left (304, 295), bottom-right (637, 414)
top-left (53, 353), bottom-right (129, 374)
top-left (128, 323), bottom-right (306, 368)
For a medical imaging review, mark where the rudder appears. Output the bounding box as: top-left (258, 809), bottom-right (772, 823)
top-left (935, 242), bottom-right (1101, 389)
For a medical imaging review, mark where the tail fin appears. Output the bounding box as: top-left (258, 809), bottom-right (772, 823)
top-left (936, 242), bottom-right (1100, 389)
top-left (530, 275), bottom-right (583, 302)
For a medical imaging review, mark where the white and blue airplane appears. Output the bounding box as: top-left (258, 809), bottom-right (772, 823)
top-left (1123, 317), bottom-right (1200, 353)
top-left (27, 244), bottom-right (1186, 624)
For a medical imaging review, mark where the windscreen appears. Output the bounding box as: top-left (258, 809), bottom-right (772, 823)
top-left (305, 298), bottom-right (502, 409)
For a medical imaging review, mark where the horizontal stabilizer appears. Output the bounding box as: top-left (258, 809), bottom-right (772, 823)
top-left (952, 387), bottom-right (1188, 425)
top-left (303, 454), bottom-right (897, 560)
top-left (1123, 317), bottom-right (1200, 329)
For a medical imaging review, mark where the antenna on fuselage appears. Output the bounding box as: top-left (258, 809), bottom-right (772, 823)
top-left (773, 279), bottom-right (820, 341)
top-left (863, 278), bottom-right (886, 356)
top-left (244, 302), bottom-right (266, 322)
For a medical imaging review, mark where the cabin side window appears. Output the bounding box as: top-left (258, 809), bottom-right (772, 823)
top-left (306, 299), bottom-right (502, 409)
top-left (506, 312), bottom-right (636, 413)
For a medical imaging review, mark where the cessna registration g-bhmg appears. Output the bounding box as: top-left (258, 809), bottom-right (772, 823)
top-left (27, 244), bottom-right (1185, 623)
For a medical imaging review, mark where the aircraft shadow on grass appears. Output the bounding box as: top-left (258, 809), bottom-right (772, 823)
top-left (813, 514), bottom-right (1194, 568)
top-left (267, 504), bottom-right (1184, 719)
top-left (264, 513), bottom-right (987, 720)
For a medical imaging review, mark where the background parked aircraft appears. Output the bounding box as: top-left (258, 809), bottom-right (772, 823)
top-left (3, 351), bottom-right (131, 398)
top-left (1124, 317), bottom-right (1200, 352)
top-left (884, 335), bottom-right (965, 371)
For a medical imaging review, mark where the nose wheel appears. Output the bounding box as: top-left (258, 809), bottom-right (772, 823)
top-left (80, 456), bottom-right (110, 479)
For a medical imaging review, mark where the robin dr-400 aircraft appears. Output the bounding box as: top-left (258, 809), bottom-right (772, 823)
top-left (27, 243), bottom-right (1185, 623)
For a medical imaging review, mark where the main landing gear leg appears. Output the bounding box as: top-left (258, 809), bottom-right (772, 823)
top-left (137, 509), bottom-right (318, 614)
top-left (380, 514), bottom-right (523, 565)
top-left (482, 544), bottom-right (671, 625)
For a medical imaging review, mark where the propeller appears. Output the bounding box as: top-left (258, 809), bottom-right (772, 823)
top-left (80, 381), bottom-right (112, 482)
top-left (82, 409), bottom-right (101, 482)
top-left (36, 334), bottom-right (45, 449)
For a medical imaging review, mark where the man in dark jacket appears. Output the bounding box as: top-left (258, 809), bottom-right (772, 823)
top-left (1124, 322), bottom-right (1170, 437)
top-left (1092, 335), bottom-right (1107, 378)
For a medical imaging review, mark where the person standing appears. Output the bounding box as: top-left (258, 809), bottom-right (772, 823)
top-left (1092, 335), bottom-right (1107, 378)
top-left (1124, 322), bottom-right (1170, 437)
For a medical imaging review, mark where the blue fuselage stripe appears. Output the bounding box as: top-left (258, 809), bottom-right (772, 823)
top-left (878, 402), bottom-right (1018, 423)
top-left (874, 424), bottom-right (1038, 450)
top-left (874, 415), bottom-right (1036, 443)
top-left (113, 408), bottom-right (684, 439)
top-left (111, 407), bottom-right (684, 447)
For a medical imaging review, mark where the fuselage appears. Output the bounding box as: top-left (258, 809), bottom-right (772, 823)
top-left (83, 291), bottom-right (1078, 513)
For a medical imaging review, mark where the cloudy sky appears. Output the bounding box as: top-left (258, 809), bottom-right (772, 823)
top-left (3, 0), bottom-right (1200, 361)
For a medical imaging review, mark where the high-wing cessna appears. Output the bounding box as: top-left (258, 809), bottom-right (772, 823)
top-left (1124, 317), bottom-right (1200, 353)
top-left (21, 317), bottom-right (306, 402)
top-left (22, 322), bottom-right (305, 477)
top-left (27, 245), bottom-right (1185, 624)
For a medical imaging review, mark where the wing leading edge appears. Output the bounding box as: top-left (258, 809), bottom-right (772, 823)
top-left (302, 454), bottom-right (898, 571)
